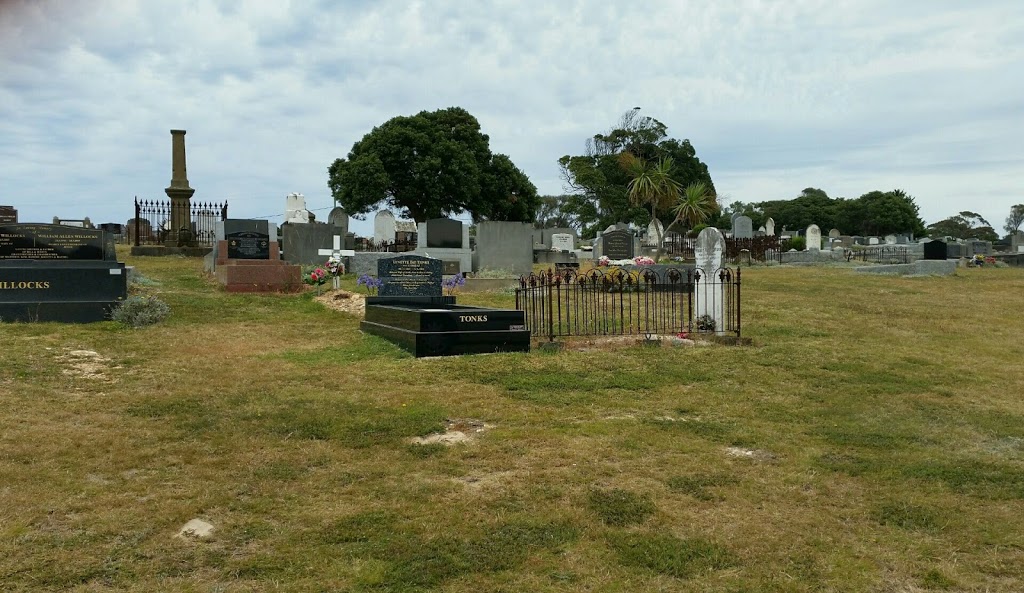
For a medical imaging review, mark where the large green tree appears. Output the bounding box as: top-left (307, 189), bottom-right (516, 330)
top-left (758, 188), bottom-right (925, 236)
top-left (927, 211), bottom-right (999, 241)
top-left (558, 109), bottom-right (715, 238)
top-left (327, 107), bottom-right (538, 222)
top-left (1004, 204), bottom-right (1024, 236)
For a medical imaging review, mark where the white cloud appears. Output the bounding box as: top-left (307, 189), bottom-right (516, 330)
top-left (1, 0), bottom-right (1022, 235)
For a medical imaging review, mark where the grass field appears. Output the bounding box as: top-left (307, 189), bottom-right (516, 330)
top-left (2, 252), bottom-right (1024, 592)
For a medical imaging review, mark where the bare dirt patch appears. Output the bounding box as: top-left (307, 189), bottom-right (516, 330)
top-left (409, 418), bottom-right (493, 446)
top-left (57, 349), bottom-right (119, 382)
top-left (313, 289), bottom-right (366, 316)
top-left (725, 446), bottom-right (776, 461)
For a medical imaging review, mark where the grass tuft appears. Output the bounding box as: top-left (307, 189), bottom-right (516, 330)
top-left (587, 488), bottom-right (656, 526)
top-left (607, 532), bottom-right (735, 578)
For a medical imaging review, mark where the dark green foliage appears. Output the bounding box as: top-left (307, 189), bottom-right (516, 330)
top-left (666, 474), bottom-right (738, 501)
top-left (559, 110), bottom-right (715, 238)
top-left (607, 532), bottom-right (735, 578)
top-left (758, 188), bottom-right (926, 236)
top-left (1004, 204), bottom-right (1024, 235)
top-left (328, 107), bottom-right (539, 223)
top-left (920, 568), bottom-right (958, 590)
top-left (587, 488), bottom-right (656, 526)
top-left (874, 502), bottom-right (942, 531)
top-left (111, 295), bottom-right (171, 327)
top-left (927, 210), bottom-right (999, 241)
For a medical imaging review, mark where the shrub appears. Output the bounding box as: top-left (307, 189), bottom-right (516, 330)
top-left (785, 236), bottom-right (806, 251)
top-left (111, 295), bottom-right (171, 327)
top-left (695, 314), bottom-right (716, 332)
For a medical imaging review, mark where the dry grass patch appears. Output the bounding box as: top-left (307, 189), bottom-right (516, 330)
top-left (2, 257), bottom-right (1024, 591)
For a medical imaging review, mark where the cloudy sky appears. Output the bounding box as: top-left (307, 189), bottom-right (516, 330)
top-left (2, 0), bottom-right (1022, 236)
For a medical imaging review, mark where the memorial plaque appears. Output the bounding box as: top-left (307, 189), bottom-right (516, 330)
top-left (923, 240), bottom-right (947, 260)
top-left (426, 218), bottom-right (463, 248)
top-left (0, 224), bottom-right (105, 260)
top-left (442, 260), bottom-right (460, 275)
top-left (602, 229), bottom-right (634, 260)
top-left (378, 254), bottom-right (442, 297)
top-left (227, 231), bottom-right (270, 259)
top-left (224, 219), bottom-right (270, 260)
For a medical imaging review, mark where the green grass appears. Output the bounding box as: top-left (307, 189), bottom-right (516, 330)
top-left (2, 252), bottom-right (1024, 591)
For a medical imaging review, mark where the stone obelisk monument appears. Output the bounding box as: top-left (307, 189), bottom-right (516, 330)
top-left (164, 129), bottom-right (195, 245)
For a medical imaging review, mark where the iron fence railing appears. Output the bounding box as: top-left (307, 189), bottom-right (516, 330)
top-left (130, 197), bottom-right (227, 246)
top-left (515, 267), bottom-right (740, 341)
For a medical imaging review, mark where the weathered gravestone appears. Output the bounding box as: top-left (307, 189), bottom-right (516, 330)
top-left (602, 229), bottom-right (635, 260)
top-left (474, 221), bottom-right (533, 275)
top-left (0, 206), bottom-right (17, 223)
top-left (764, 217), bottom-right (775, 236)
top-left (373, 210), bottom-right (396, 244)
top-left (284, 192), bottom-right (311, 224)
top-left (379, 254), bottom-right (442, 298)
top-left (282, 222), bottom-right (334, 265)
top-left (923, 240), bottom-right (947, 260)
top-left (327, 207), bottom-right (349, 237)
top-left (694, 227), bottom-right (725, 334)
top-left (733, 216), bottom-right (753, 239)
top-left (425, 218), bottom-right (463, 249)
top-left (806, 224), bottom-right (822, 251)
top-left (550, 233), bottom-right (574, 252)
top-left (645, 219), bottom-right (665, 246)
top-left (884, 234), bottom-right (897, 245)
top-left (0, 223), bottom-right (126, 322)
top-left (828, 228), bottom-right (841, 239)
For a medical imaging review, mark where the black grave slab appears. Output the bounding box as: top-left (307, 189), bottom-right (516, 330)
top-left (923, 240), bottom-right (947, 260)
top-left (426, 218), bottom-right (463, 248)
top-left (602, 229), bottom-right (634, 260)
top-left (361, 303), bottom-right (530, 357)
top-left (378, 254), bottom-right (442, 297)
top-left (0, 260), bottom-right (127, 322)
top-left (0, 206), bottom-right (17, 223)
top-left (0, 223), bottom-right (108, 260)
top-left (224, 219), bottom-right (270, 260)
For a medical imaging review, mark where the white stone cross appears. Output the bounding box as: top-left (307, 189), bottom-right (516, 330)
top-left (318, 234), bottom-right (355, 289)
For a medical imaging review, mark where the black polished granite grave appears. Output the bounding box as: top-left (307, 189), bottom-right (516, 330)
top-left (0, 224), bottom-right (126, 322)
top-left (225, 219), bottom-right (271, 260)
top-left (602, 229), bottom-right (635, 259)
top-left (360, 254), bottom-right (530, 357)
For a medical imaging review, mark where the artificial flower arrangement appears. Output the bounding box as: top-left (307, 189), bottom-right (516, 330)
top-left (442, 273), bottom-right (466, 295)
top-left (597, 255), bottom-right (656, 267)
top-left (357, 273), bottom-right (384, 295)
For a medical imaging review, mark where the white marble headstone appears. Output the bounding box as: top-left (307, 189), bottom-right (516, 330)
top-left (806, 224), bottom-right (821, 251)
top-left (373, 210), bottom-right (396, 244)
top-left (645, 219), bottom-right (665, 246)
top-left (884, 234), bottom-right (897, 245)
top-left (284, 192), bottom-right (310, 224)
top-left (550, 233), bottom-right (574, 252)
top-left (765, 217), bottom-right (775, 236)
top-left (694, 227), bottom-right (725, 334)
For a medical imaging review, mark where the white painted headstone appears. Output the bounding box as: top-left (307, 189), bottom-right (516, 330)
top-left (550, 233), bottom-right (574, 252)
top-left (373, 210), bottom-right (396, 244)
top-left (284, 192), bottom-right (310, 224)
top-left (868, 237), bottom-right (879, 245)
top-left (884, 234), bottom-right (897, 245)
top-left (765, 218), bottom-right (775, 236)
top-left (694, 227), bottom-right (725, 334)
top-left (645, 219), bottom-right (665, 246)
top-left (806, 224), bottom-right (821, 251)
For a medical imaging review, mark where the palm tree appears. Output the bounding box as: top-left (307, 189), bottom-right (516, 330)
top-left (667, 181), bottom-right (718, 239)
top-left (618, 153), bottom-right (682, 260)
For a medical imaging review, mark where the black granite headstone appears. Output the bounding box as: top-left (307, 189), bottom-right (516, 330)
top-left (0, 223), bottom-right (106, 260)
top-left (378, 255), bottom-right (442, 297)
top-left (602, 229), bottom-right (634, 260)
top-left (1, 224), bottom-right (126, 322)
top-left (426, 218), bottom-right (462, 248)
top-left (923, 240), bottom-right (947, 260)
top-left (224, 219), bottom-right (270, 260)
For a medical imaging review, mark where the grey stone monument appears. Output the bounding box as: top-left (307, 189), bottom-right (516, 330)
top-left (164, 130), bottom-right (195, 244)
top-left (733, 216), bottom-right (753, 239)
